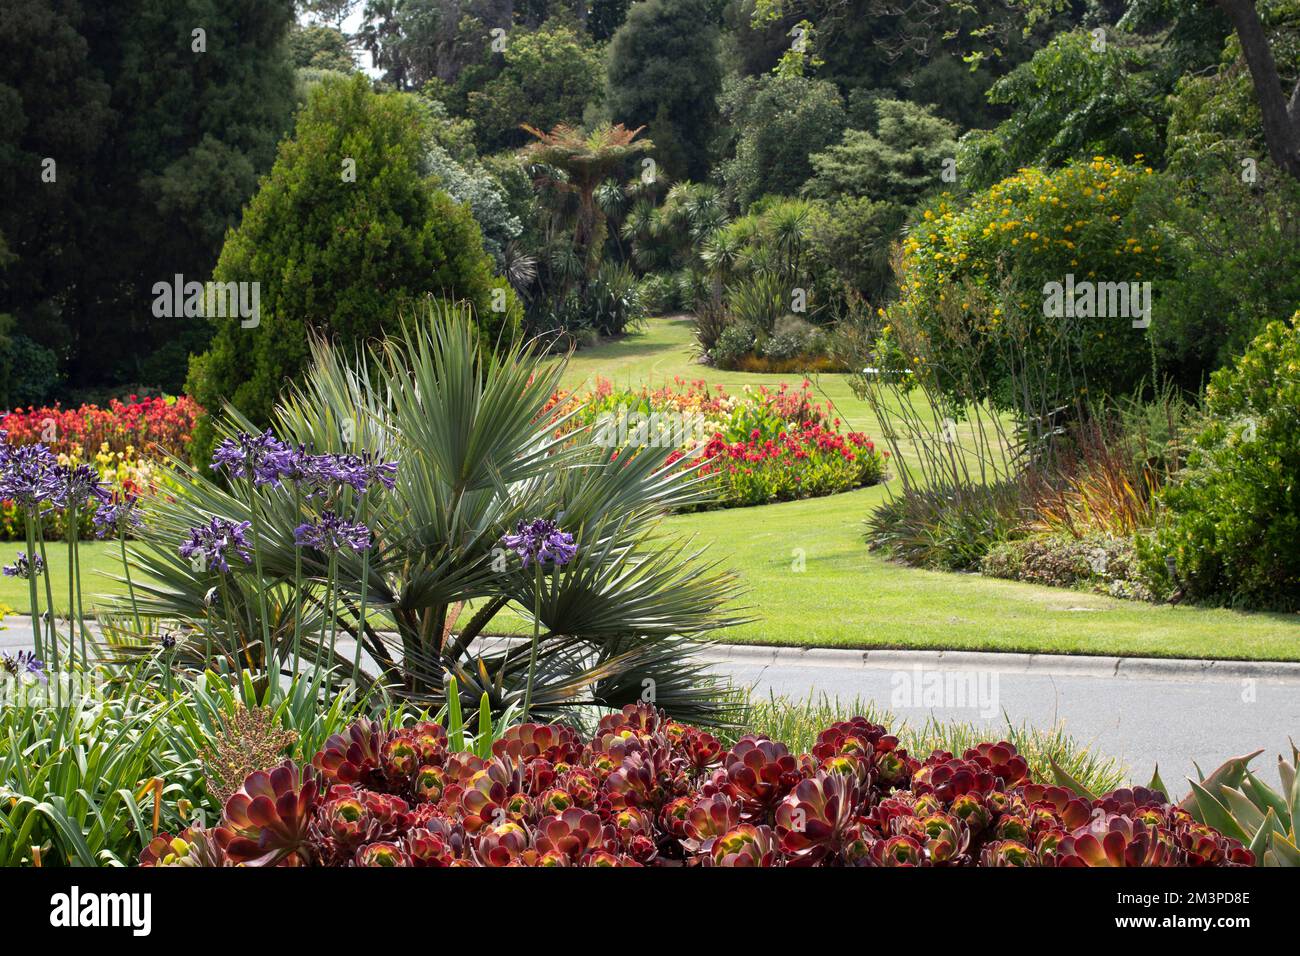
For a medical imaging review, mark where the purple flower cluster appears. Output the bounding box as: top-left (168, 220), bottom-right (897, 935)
top-left (296, 451), bottom-right (397, 498)
top-left (0, 436), bottom-right (110, 513)
top-left (0, 442), bottom-right (62, 510)
top-left (211, 430), bottom-right (297, 487)
top-left (501, 518), bottom-right (578, 569)
top-left (179, 517), bottom-right (254, 573)
top-left (212, 431), bottom-right (397, 497)
top-left (1, 650), bottom-right (46, 684)
top-left (93, 493), bottom-right (144, 539)
top-left (1, 551), bottom-right (43, 579)
top-left (294, 511), bottom-right (372, 554)
top-left (57, 463), bottom-right (111, 511)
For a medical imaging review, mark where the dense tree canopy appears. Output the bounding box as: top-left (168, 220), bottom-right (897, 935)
top-left (0, 0), bottom-right (297, 398)
top-left (607, 0), bottom-right (724, 181)
top-left (186, 75), bottom-right (511, 454)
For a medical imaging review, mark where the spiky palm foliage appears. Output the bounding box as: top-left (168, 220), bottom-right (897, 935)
top-left (522, 123), bottom-right (652, 277)
top-left (500, 240), bottom-right (539, 298)
top-left (116, 303), bottom-right (742, 726)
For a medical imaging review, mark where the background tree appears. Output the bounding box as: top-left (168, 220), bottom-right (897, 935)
top-left (289, 23), bottom-right (358, 71)
top-left (0, 0), bottom-right (296, 399)
top-left (957, 30), bottom-right (1169, 191)
top-left (359, 0), bottom-right (514, 90)
top-left (804, 98), bottom-right (957, 204)
top-left (1016, 0), bottom-right (1300, 180)
top-left (186, 74), bottom-right (513, 457)
top-left (718, 73), bottom-right (846, 209)
top-left (606, 0), bottom-right (724, 181)
top-left (523, 123), bottom-right (652, 276)
top-left (463, 19), bottom-right (606, 152)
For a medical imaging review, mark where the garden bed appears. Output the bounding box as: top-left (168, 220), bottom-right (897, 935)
top-left (544, 376), bottom-right (886, 508)
top-left (139, 702), bottom-right (1255, 867)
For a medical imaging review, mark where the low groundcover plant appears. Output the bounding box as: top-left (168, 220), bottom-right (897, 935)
top-left (141, 702), bottom-right (1252, 868)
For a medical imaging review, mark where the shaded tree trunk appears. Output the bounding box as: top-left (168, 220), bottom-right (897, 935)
top-left (1215, 0), bottom-right (1300, 180)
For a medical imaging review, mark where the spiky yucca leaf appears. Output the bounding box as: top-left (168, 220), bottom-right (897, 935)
top-left (113, 301), bottom-right (743, 725)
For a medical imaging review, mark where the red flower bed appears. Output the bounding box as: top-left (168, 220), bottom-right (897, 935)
top-left (1, 394), bottom-right (202, 461)
top-left (141, 704), bottom-right (1251, 867)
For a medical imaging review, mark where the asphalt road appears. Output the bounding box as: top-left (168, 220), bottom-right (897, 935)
top-left (699, 646), bottom-right (1300, 792)
top-left (5, 621), bottom-right (1297, 795)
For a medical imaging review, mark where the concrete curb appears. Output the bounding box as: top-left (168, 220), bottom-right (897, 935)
top-left (5, 620), bottom-right (1298, 682)
top-left (697, 643), bottom-right (1300, 683)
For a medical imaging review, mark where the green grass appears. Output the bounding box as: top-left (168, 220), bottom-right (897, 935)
top-left (554, 316), bottom-right (1300, 660)
top-left (0, 540), bottom-right (142, 616)
top-left (5, 316), bottom-right (1296, 660)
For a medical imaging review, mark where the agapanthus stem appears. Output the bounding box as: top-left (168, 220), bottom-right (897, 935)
top-left (351, 496), bottom-right (370, 685)
top-left (66, 507), bottom-right (77, 672)
top-left (23, 517), bottom-right (41, 661)
top-left (120, 533), bottom-right (143, 635)
top-left (245, 476), bottom-right (273, 669)
top-left (325, 551), bottom-right (340, 675)
top-left (71, 512), bottom-right (88, 668)
top-left (291, 484), bottom-right (304, 676)
top-left (523, 561), bottom-right (543, 719)
top-left (35, 526), bottom-right (60, 706)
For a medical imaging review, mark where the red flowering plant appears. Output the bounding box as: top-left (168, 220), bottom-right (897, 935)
top-left (1, 395), bottom-right (201, 460)
top-left (0, 395), bottom-right (202, 539)
top-left (543, 377), bottom-right (887, 508)
top-left (144, 703), bottom-right (1253, 868)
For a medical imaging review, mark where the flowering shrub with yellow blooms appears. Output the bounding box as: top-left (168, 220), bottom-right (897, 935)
top-left (891, 158), bottom-right (1174, 405)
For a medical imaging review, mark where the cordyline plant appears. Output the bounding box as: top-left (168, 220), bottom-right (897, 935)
top-left (114, 301), bottom-right (742, 725)
top-left (140, 703), bottom-right (1256, 868)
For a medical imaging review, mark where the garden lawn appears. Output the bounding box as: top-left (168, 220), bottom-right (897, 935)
top-left (550, 316), bottom-right (1300, 660)
top-left (0, 540), bottom-right (146, 616)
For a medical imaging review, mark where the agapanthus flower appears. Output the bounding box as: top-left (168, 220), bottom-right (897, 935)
top-left (294, 511), bottom-right (372, 553)
top-left (1, 551), bottom-right (43, 578)
top-left (351, 451), bottom-right (398, 494)
top-left (0, 442), bottom-right (62, 510)
top-left (179, 517), bottom-right (254, 573)
top-left (500, 518), bottom-right (577, 569)
top-left (93, 493), bottom-right (144, 539)
top-left (54, 463), bottom-right (111, 511)
top-left (296, 451), bottom-right (397, 497)
top-left (1, 650), bottom-right (46, 684)
top-left (211, 430), bottom-right (295, 487)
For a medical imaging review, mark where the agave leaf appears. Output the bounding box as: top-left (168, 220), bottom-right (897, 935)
top-left (1177, 750), bottom-right (1262, 813)
top-left (1146, 763), bottom-right (1167, 796)
top-left (475, 692), bottom-right (493, 759)
top-left (1281, 743), bottom-right (1298, 799)
top-left (1289, 754), bottom-right (1300, 841)
top-left (1249, 808), bottom-right (1276, 858)
top-left (1188, 779), bottom-right (1251, 843)
top-left (1048, 754), bottom-right (1097, 801)
top-left (1268, 832), bottom-right (1300, 867)
top-left (446, 675), bottom-right (464, 753)
top-left (1218, 785), bottom-right (1266, 835)
top-left (1244, 769), bottom-right (1291, 833)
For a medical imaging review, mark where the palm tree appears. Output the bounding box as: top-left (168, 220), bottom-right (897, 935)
top-left (116, 302), bottom-right (743, 725)
top-left (522, 123), bottom-right (652, 278)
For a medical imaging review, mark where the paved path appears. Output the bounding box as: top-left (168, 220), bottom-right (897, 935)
top-left (699, 646), bottom-right (1300, 791)
top-left (5, 621), bottom-right (1297, 794)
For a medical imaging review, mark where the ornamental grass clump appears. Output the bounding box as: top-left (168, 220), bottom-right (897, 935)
top-left (143, 703), bottom-right (1254, 868)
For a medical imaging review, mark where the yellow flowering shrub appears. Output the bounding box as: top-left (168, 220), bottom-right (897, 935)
top-left (891, 158), bottom-right (1173, 405)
